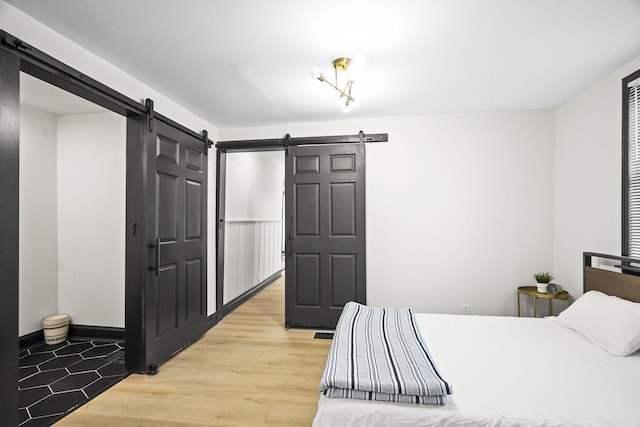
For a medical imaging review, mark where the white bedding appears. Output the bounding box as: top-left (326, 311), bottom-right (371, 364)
top-left (313, 313), bottom-right (640, 427)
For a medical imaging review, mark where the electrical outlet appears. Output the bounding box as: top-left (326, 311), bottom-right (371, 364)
top-left (462, 304), bottom-right (470, 315)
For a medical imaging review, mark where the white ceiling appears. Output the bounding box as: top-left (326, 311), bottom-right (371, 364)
top-left (8, 0), bottom-right (640, 128)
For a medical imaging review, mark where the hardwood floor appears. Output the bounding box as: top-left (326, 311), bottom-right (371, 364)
top-left (56, 275), bottom-right (332, 426)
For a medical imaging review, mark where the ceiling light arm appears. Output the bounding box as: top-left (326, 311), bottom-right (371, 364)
top-left (345, 80), bottom-right (354, 103)
top-left (316, 73), bottom-right (355, 104)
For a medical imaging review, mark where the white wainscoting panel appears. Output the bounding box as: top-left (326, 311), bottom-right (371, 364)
top-left (224, 219), bottom-right (283, 304)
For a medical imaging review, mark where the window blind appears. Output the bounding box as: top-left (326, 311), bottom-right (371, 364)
top-left (628, 78), bottom-right (640, 257)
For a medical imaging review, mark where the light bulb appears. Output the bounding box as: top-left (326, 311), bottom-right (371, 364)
top-left (310, 68), bottom-right (322, 80)
top-left (349, 56), bottom-right (365, 81)
top-left (351, 55), bottom-right (365, 68)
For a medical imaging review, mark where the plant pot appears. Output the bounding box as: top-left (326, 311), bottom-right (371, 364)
top-left (536, 283), bottom-right (548, 293)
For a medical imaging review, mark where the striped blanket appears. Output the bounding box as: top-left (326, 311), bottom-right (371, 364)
top-left (319, 302), bottom-right (452, 405)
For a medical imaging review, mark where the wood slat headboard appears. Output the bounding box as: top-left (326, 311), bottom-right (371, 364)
top-left (583, 252), bottom-right (640, 302)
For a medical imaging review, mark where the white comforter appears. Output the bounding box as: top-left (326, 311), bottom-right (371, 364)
top-left (313, 313), bottom-right (640, 427)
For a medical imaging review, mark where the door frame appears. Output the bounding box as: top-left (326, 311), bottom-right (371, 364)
top-left (0, 30), bottom-right (213, 420)
top-left (0, 46), bottom-right (20, 425)
top-left (215, 132), bottom-right (387, 323)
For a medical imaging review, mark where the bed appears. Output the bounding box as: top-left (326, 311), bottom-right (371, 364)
top-left (313, 252), bottom-right (640, 427)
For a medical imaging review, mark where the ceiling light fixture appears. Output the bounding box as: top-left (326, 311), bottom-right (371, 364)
top-left (313, 57), bottom-right (356, 112)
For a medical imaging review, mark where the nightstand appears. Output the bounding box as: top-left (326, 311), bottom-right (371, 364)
top-left (517, 286), bottom-right (570, 317)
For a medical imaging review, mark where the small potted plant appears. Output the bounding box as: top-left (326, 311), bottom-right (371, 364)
top-left (533, 272), bottom-right (554, 293)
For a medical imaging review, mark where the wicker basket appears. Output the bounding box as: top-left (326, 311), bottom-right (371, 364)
top-left (43, 314), bottom-right (70, 345)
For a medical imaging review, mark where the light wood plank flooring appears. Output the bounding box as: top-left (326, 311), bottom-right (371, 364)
top-left (56, 276), bottom-right (332, 426)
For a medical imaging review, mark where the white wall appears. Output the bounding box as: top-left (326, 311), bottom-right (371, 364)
top-left (57, 113), bottom-right (126, 327)
top-left (220, 110), bottom-right (555, 315)
top-left (19, 105), bottom-right (59, 335)
top-left (553, 55), bottom-right (640, 298)
top-left (226, 152), bottom-right (284, 220)
top-left (19, 109), bottom-right (129, 332)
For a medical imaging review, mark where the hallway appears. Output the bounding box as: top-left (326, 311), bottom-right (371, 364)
top-left (56, 275), bottom-right (332, 426)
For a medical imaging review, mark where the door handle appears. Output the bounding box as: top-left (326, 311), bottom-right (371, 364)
top-left (148, 237), bottom-right (160, 276)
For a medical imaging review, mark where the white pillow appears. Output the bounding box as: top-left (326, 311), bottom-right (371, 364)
top-left (556, 290), bottom-right (640, 356)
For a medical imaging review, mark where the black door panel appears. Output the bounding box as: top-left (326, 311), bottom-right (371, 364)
top-left (146, 120), bottom-right (208, 368)
top-left (285, 144), bottom-right (366, 329)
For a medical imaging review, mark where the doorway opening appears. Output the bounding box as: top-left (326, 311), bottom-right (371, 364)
top-left (222, 151), bottom-right (285, 312)
top-left (18, 72), bottom-right (128, 425)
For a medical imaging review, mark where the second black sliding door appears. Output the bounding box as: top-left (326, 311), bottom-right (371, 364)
top-left (285, 143), bottom-right (366, 329)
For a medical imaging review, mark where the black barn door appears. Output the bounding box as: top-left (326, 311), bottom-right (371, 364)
top-left (143, 119), bottom-right (208, 370)
top-left (285, 143), bottom-right (366, 329)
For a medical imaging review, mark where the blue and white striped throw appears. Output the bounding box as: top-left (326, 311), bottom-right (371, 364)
top-left (319, 302), bottom-right (452, 405)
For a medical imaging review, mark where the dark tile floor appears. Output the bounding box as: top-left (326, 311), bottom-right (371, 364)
top-left (18, 339), bottom-right (127, 427)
